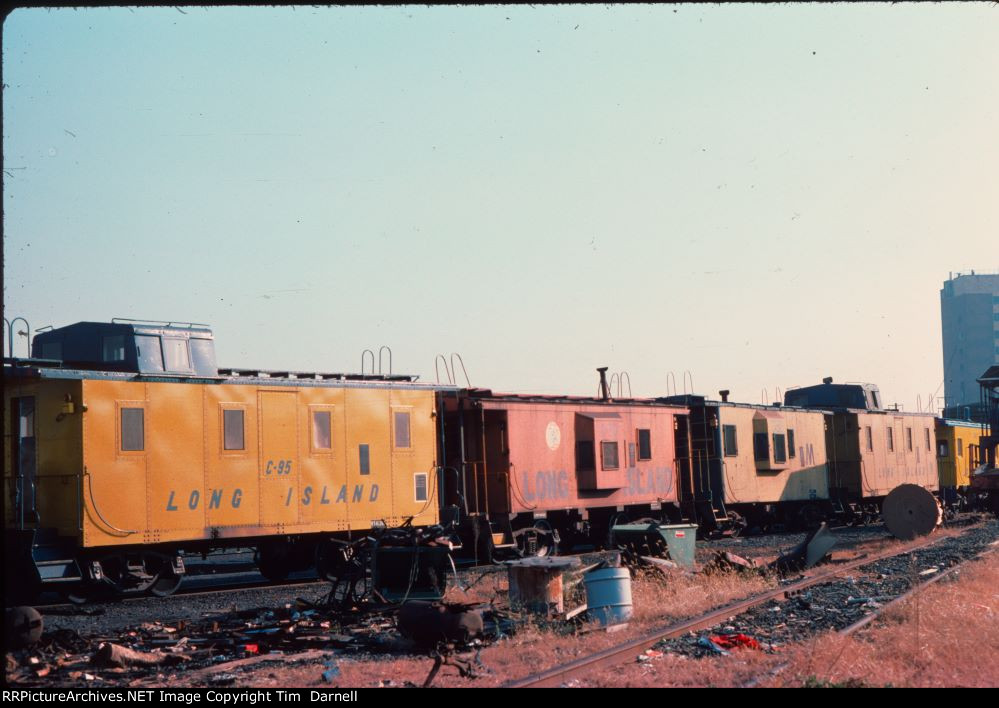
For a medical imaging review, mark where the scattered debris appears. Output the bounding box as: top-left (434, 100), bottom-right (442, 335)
top-left (422, 648), bottom-right (486, 688)
top-left (709, 633), bottom-right (762, 651)
top-left (637, 649), bottom-right (664, 662)
top-left (771, 523), bottom-right (837, 574)
top-left (706, 551), bottom-right (762, 573)
top-left (6, 606), bottom-right (44, 648)
top-left (397, 601), bottom-right (485, 645)
top-left (697, 635), bottom-right (730, 655)
top-left (321, 660), bottom-right (341, 683)
top-left (92, 642), bottom-right (189, 668)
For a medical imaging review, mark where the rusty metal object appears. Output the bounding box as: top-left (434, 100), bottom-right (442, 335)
top-left (92, 641), bottom-right (189, 668)
top-left (397, 601), bottom-right (485, 645)
top-left (771, 522), bottom-right (837, 574)
top-left (883, 484), bottom-right (942, 540)
top-left (705, 551), bottom-right (761, 573)
top-left (5, 606), bottom-right (43, 648)
top-left (506, 556), bottom-right (581, 616)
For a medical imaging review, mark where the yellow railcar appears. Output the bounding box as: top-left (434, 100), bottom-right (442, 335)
top-left (935, 417), bottom-right (985, 504)
top-left (4, 320), bottom-right (442, 600)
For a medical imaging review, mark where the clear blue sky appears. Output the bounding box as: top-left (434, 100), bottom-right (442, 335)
top-left (4, 4), bottom-right (998, 411)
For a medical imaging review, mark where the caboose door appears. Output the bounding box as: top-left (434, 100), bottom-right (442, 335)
top-left (258, 391), bottom-right (299, 526)
top-left (9, 396), bottom-right (38, 528)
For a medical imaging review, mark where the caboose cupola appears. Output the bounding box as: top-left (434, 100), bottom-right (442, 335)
top-left (31, 318), bottom-right (217, 377)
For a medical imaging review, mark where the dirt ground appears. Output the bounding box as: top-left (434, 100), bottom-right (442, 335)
top-left (221, 533), bottom-right (999, 688)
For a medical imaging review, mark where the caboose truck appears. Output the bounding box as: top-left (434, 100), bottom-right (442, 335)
top-left (4, 319), bottom-right (445, 603)
top-left (783, 378), bottom-right (939, 522)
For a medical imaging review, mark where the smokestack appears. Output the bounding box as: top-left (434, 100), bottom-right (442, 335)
top-left (597, 367), bottom-right (610, 401)
top-left (719, 389), bottom-right (730, 402)
top-left (822, 377), bottom-right (833, 384)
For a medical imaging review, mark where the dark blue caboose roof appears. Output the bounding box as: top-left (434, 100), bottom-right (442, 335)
top-left (783, 380), bottom-right (882, 411)
top-left (31, 319), bottom-right (217, 378)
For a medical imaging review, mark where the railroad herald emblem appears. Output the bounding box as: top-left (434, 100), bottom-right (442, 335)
top-left (545, 421), bottom-right (561, 451)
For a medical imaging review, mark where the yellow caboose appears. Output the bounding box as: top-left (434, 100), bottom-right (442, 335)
top-left (4, 320), bottom-right (441, 601)
top-left (935, 417), bottom-right (984, 505)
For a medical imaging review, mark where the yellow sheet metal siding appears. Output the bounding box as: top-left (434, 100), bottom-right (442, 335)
top-left (204, 384), bottom-right (260, 530)
top-left (936, 421), bottom-right (981, 489)
top-left (853, 412), bottom-right (937, 497)
top-left (3, 378), bottom-right (84, 538)
top-left (81, 380), bottom-right (148, 546)
top-left (146, 382), bottom-right (206, 543)
top-left (717, 407), bottom-right (829, 504)
top-left (79, 379), bottom-right (439, 548)
top-left (389, 388), bottom-right (438, 528)
top-left (258, 390), bottom-right (299, 527)
top-left (295, 386), bottom-right (346, 530)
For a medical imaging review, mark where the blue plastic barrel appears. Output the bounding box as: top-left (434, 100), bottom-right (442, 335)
top-left (583, 567), bottom-right (633, 626)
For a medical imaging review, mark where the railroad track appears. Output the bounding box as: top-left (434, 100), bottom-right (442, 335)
top-left (504, 521), bottom-right (999, 688)
top-left (738, 540), bottom-right (999, 688)
top-left (33, 575), bottom-right (328, 612)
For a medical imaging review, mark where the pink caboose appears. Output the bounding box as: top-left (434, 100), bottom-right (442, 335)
top-left (440, 388), bottom-right (688, 558)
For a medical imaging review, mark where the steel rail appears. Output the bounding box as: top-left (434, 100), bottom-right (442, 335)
top-left (33, 577), bottom-right (328, 611)
top-left (504, 530), bottom-right (962, 688)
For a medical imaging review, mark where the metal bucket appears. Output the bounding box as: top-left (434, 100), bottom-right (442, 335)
top-left (583, 567), bottom-right (633, 626)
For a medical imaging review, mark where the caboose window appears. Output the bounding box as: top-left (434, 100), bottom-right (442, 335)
top-left (886, 427), bottom-right (894, 452)
top-left (103, 335), bottom-right (126, 362)
top-left (600, 441), bottom-right (619, 470)
top-left (223, 409), bottom-right (245, 450)
top-left (958, 439), bottom-right (964, 457)
top-left (787, 429), bottom-right (796, 458)
top-left (163, 338), bottom-right (191, 372)
top-left (312, 411), bottom-right (332, 450)
top-left (135, 335), bottom-right (164, 372)
top-left (121, 408), bottom-right (144, 451)
top-left (414, 473), bottom-right (428, 502)
top-left (359, 444), bottom-right (370, 475)
top-left (394, 412), bottom-right (411, 449)
top-left (772, 433), bottom-right (787, 463)
top-left (40, 341), bottom-right (62, 360)
top-left (925, 429), bottom-right (931, 451)
top-left (865, 426), bottom-right (873, 451)
top-left (753, 433), bottom-right (769, 462)
top-left (906, 427), bottom-right (913, 452)
top-left (576, 441), bottom-right (595, 471)
top-left (723, 425), bottom-right (738, 456)
top-left (938, 440), bottom-right (949, 458)
top-left (637, 429), bottom-right (652, 460)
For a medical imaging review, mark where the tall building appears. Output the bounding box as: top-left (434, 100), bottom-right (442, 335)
top-left (941, 271), bottom-right (999, 417)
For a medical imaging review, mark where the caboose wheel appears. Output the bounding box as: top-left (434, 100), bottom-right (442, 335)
top-left (796, 504), bottom-right (824, 530)
top-left (149, 573), bottom-right (183, 597)
top-left (62, 586), bottom-right (95, 605)
top-left (531, 520), bottom-right (558, 557)
top-left (256, 543), bottom-right (292, 582)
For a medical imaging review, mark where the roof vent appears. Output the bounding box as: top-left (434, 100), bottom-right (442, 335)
top-left (822, 376), bottom-right (833, 384)
top-left (719, 389), bottom-right (730, 402)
